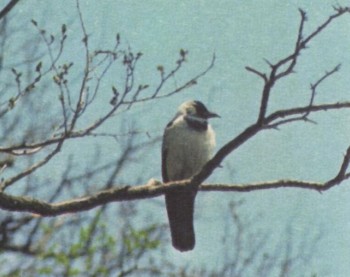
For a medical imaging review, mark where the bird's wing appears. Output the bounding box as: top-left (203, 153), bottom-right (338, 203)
top-left (162, 117), bottom-right (177, 183)
top-left (162, 144), bottom-right (169, 183)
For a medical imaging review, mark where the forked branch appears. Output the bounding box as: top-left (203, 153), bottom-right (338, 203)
top-left (1, 5), bottom-right (350, 216)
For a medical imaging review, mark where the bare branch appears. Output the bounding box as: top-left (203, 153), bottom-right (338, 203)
top-left (0, 0), bottom-right (20, 20)
top-left (0, 170), bottom-right (347, 216)
top-left (308, 64), bottom-right (341, 108)
top-left (151, 49), bottom-right (189, 98)
top-left (201, 180), bottom-right (323, 192)
top-left (326, 146), bottom-right (350, 187)
top-left (1, 5), bottom-right (350, 227)
top-left (0, 141), bottom-right (64, 190)
top-left (251, 6), bottom-right (350, 126)
top-left (68, 0), bottom-right (90, 131)
top-left (256, 75), bottom-right (275, 125)
top-left (245, 66), bottom-right (267, 82)
top-left (302, 6), bottom-right (350, 47)
top-left (265, 101), bottom-right (350, 124)
top-left (122, 53), bottom-right (216, 105)
top-left (264, 64), bottom-right (342, 129)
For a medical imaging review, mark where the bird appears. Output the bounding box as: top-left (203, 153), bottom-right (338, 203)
top-left (162, 100), bottom-right (219, 251)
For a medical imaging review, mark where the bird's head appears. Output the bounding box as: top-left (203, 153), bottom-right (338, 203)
top-left (178, 100), bottom-right (220, 119)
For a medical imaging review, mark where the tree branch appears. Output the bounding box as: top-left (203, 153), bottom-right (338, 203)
top-left (1, 5), bottom-right (350, 219)
top-left (3, 128), bottom-right (350, 216)
top-left (265, 101), bottom-right (350, 124)
top-left (0, 0), bottom-right (20, 20)
top-left (253, 6), bottom-right (349, 126)
top-left (0, 166), bottom-right (349, 216)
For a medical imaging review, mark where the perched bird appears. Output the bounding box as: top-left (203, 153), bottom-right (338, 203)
top-left (162, 100), bottom-right (219, 251)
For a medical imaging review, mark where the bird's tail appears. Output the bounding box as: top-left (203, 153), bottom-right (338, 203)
top-left (165, 188), bottom-right (197, 252)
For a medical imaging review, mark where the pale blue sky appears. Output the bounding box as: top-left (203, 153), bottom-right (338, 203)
top-left (6, 0), bottom-right (350, 275)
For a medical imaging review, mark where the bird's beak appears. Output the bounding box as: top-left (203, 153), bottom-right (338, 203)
top-left (207, 111), bottom-right (220, 118)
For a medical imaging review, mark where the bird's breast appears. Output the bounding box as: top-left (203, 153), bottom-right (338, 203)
top-left (164, 122), bottom-right (215, 180)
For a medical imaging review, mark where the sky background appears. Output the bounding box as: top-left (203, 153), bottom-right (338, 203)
top-left (4, 0), bottom-right (350, 275)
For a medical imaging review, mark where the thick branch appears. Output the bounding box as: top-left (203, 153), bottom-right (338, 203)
top-left (0, 179), bottom-right (167, 215)
top-left (1, 6), bottom-right (349, 218)
top-left (192, 123), bottom-right (261, 186)
top-left (191, 101), bottom-right (350, 186)
top-left (0, 173), bottom-right (348, 216)
top-left (1, 127), bottom-right (349, 215)
top-left (257, 77), bottom-right (275, 125)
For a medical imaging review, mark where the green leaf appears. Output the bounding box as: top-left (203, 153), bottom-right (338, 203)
top-left (38, 267), bottom-right (52, 274)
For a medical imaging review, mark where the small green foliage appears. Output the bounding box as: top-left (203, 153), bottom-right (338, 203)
top-left (38, 267), bottom-right (53, 275)
top-left (124, 225), bottom-right (161, 253)
top-left (95, 266), bottom-right (109, 275)
top-left (56, 252), bottom-right (69, 266)
top-left (65, 268), bottom-right (80, 276)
